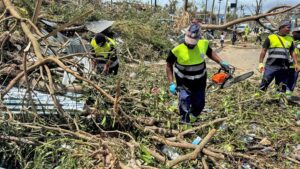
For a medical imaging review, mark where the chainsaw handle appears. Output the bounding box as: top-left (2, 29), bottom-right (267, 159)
top-left (218, 65), bottom-right (235, 75)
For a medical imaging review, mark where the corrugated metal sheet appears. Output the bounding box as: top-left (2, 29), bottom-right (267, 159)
top-left (85, 20), bottom-right (114, 33)
top-left (2, 87), bottom-right (85, 114)
top-left (67, 37), bottom-right (91, 54)
top-left (40, 19), bottom-right (114, 34)
top-left (40, 19), bottom-right (58, 28)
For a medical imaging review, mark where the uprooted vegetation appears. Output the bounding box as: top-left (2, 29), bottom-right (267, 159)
top-left (1, 0), bottom-right (300, 169)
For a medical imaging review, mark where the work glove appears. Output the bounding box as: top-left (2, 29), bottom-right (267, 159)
top-left (295, 64), bottom-right (299, 72)
top-left (169, 82), bottom-right (177, 95)
top-left (258, 63), bottom-right (264, 73)
top-left (220, 60), bottom-right (230, 72)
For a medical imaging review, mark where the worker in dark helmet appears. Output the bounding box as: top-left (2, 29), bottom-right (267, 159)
top-left (166, 23), bottom-right (231, 123)
top-left (90, 33), bottom-right (119, 75)
top-left (258, 20), bottom-right (298, 93)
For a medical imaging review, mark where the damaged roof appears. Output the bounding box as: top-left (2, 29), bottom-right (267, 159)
top-left (85, 20), bottom-right (114, 33)
top-left (2, 87), bottom-right (85, 114)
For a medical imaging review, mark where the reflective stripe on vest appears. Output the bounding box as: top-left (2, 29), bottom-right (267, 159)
top-left (172, 39), bottom-right (209, 80)
top-left (267, 34), bottom-right (293, 60)
top-left (175, 62), bottom-right (205, 72)
top-left (268, 48), bottom-right (289, 59)
top-left (90, 37), bottom-right (116, 58)
top-left (174, 64), bottom-right (206, 80)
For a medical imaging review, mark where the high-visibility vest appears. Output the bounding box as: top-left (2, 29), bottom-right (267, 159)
top-left (172, 39), bottom-right (209, 81)
top-left (245, 27), bottom-right (249, 36)
top-left (90, 37), bottom-right (116, 58)
top-left (90, 37), bottom-right (118, 68)
top-left (290, 40), bottom-right (300, 68)
top-left (267, 34), bottom-right (293, 60)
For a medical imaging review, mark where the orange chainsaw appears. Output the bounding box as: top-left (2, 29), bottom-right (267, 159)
top-left (207, 65), bottom-right (254, 93)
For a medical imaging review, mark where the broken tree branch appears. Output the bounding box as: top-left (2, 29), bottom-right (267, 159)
top-left (31, 0), bottom-right (42, 25)
top-left (42, 10), bottom-right (93, 40)
top-left (202, 3), bottom-right (300, 30)
top-left (178, 117), bottom-right (227, 138)
top-left (3, 0), bottom-right (44, 60)
top-left (167, 129), bottom-right (217, 167)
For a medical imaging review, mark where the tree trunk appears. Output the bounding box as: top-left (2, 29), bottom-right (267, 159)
top-left (224, 0), bottom-right (228, 23)
top-left (204, 0), bottom-right (208, 23)
top-left (202, 4), bottom-right (300, 30)
top-left (184, 0), bottom-right (188, 11)
top-left (210, 0), bottom-right (215, 24)
top-left (217, 0), bottom-right (221, 24)
top-left (255, 0), bottom-right (263, 15)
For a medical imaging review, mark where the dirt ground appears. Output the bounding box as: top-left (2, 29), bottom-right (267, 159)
top-left (207, 43), bottom-right (261, 75)
top-left (207, 43), bottom-right (300, 96)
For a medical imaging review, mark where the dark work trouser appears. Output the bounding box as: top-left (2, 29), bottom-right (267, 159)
top-left (255, 36), bottom-right (262, 44)
top-left (96, 61), bottom-right (119, 75)
top-left (178, 86), bottom-right (205, 123)
top-left (286, 68), bottom-right (299, 92)
top-left (259, 66), bottom-right (288, 92)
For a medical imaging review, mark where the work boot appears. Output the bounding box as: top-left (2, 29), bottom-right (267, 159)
top-left (274, 92), bottom-right (284, 99)
top-left (189, 114), bottom-right (203, 126)
top-left (189, 114), bottom-right (198, 123)
top-left (286, 90), bottom-right (292, 100)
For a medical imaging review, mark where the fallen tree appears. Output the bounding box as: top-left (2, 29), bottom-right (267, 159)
top-left (201, 3), bottom-right (300, 30)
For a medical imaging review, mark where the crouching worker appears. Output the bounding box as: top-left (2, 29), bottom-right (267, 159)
top-left (90, 33), bottom-right (119, 75)
top-left (166, 23), bottom-right (231, 123)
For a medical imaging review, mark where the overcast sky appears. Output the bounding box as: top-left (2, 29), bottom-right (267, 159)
top-left (154, 0), bottom-right (298, 15)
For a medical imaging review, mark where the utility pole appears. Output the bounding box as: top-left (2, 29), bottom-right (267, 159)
top-left (224, 0), bottom-right (229, 23)
top-left (240, 5), bottom-right (244, 17)
top-left (217, 0), bottom-right (222, 25)
top-left (210, 0), bottom-right (215, 24)
top-left (233, 0), bottom-right (238, 19)
top-left (204, 0), bottom-right (208, 23)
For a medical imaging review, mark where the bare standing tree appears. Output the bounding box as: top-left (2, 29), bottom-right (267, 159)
top-left (210, 0), bottom-right (215, 24)
top-left (169, 0), bottom-right (178, 14)
top-left (224, 0), bottom-right (229, 23)
top-left (255, 0), bottom-right (263, 14)
top-left (184, 0), bottom-right (188, 11)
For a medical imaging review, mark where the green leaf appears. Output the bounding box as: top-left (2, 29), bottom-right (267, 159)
top-left (112, 116), bottom-right (116, 128)
top-left (167, 120), bottom-right (171, 128)
top-left (139, 145), bottom-right (154, 165)
top-left (101, 116), bottom-right (107, 126)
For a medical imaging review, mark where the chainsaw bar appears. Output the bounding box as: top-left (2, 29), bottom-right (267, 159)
top-left (222, 71), bottom-right (254, 88)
